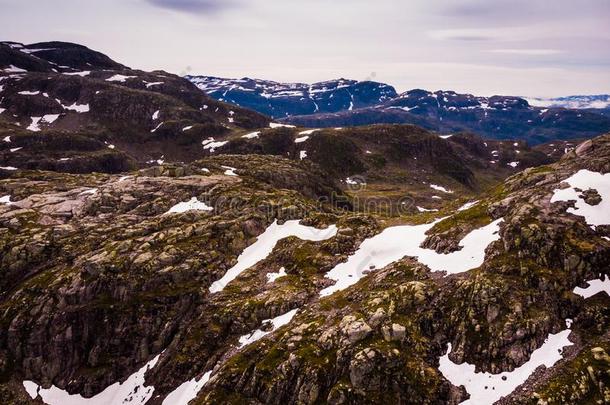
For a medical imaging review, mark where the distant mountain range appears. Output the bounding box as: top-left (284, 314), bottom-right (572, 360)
top-left (187, 76), bottom-right (610, 145)
top-left (186, 76), bottom-right (398, 118)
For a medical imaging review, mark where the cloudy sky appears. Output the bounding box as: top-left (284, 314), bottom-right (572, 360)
top-left (2, 0), bottom-right (609, 97)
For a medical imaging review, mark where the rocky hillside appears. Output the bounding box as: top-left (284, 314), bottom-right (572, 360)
top-left (186, 76), bottom-right (398, 118)
top-left (0, 41), bottom-right (269, 172)
top-left (201, 124), bottom-right (555, 215)
top-left (1, 124), bottom-right (609, 404)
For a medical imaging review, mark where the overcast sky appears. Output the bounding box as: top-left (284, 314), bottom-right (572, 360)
top-left (2, 0), bottom-right (609, 97)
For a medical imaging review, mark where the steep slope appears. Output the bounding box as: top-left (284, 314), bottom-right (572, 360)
top-left (1, 134), bottom-right (608, 404)
top-left (0, 41), bottom-right (270, 173)
top-left (186, 76), bottom-right (398, 118)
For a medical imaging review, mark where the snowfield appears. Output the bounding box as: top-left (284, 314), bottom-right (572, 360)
top-left (63, 102), bottom-right (90, 113)
top-left (320, 218), bottom-right (503, 296)
top-left (27, 117), bottom-right (42, 131)
top-left (162, 371), bottom-right (212, 405)
top-left (202, 138), bottom-right (228, 152)
top-left (551, 169), bottom-right (610, 228)
top-left (0, 195), bottom-right (13, 204)
top-left (209, 220), bottom-right (337, 293)
top-left (23, 355), bottom-right (160, 405)
top-left (439, 329), bottom-right (573, 405)
top-left (573, 276), bottom-right (610, 298)
top-left (106, 74), bottom-right (136, 82)
top-left (238, 308), bottom-right (299, 348)
top-left (164, 197), bottom-right (213, 215)
top-left (266, 267), bottom-right (287, 283)
top-left (298, 129), bottom-right (319, 136)
top-left (430, 184), bottom-right (454, 193)
top-left (269, 123), bottom-right (295, 128)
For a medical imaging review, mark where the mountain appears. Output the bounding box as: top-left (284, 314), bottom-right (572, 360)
top-left (1, 133), bottom-right (608, 404)
top-left (282, 89), bottom-right (610, 145)
top-left (1, 41), bottom-right (609, 405)
top-left (185, 76), bottom-right (610, 145)
top-left (186, 76), bottom-right (398, 118)
top-left (0, 41), bottom-right (269, 173)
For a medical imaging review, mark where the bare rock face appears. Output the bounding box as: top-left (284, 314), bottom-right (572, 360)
top-left (580, 188), bottom-right (602, 206)
top-left (340, 316), bottom-right (373, 344)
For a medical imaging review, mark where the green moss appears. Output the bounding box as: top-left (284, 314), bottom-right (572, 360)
top-left (428, 202), bottom-right (491, 234)
top-left (526, 165), bottom-right (554, 175)
top-left (532, 342), bottom-right (610, 404)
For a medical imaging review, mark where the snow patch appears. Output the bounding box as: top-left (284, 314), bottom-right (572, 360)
top-left (23, 355), bottom-right (160, 405)
top-left (430, 184), bottom-right (453, 194)
top-left (209, 220), bottom-right (337, 293)
top-left (27, 117), bottom-right (42, 131)
top-left (294, 135), bottom-right (309, 143)
top-left (63, 102), bottom-right (90, 113)
top-left (106, 74), bottom-right (136, 82)
top-left (151, 122), bottom-right (164, 133)
top-left (573, 276), bottom-right (610, 299)
top-left (266, 267), bottom-right (287, 283)
top-left (222, 166), bottom-right (237, 176)
top-left (417, 206), bottom-right (438, 212)
top-left (162, 371), bottom-right (212, 405)
top-left (42, 114), bottom-right (60, 124)
top-left (439, 330), bottom-right (572, 405)
top-left (202, 138), bottom-right (228, 153)
top-left (238, 309), bottom-right (299, 348)
top-left (551, 169), bottom-right (610, 228)
top-left (458, 201), bottom-right (479, 211)
top-left (3, 65), bottom-right (27, 73)
top-left (269, 123), bottom-right (295, 128)
top-left (79, 188), bottom-right (98, 196)
top-left (144, 81), bottom-right (164, 88)
top-left (298, 129), bottom-right (319, 136)
top-left (63, 71), bottom-right (90, 77)
top-left (165, 197), bottom-right (213, 215)
top-left (242, 131), bottom-right (260, 139)
top-left (320, 218), bottom-right (503, 296)
top-left (0, 195), bottom-right (13, 204)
